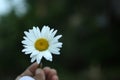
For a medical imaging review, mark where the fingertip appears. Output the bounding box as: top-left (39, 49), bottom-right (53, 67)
top-left (28, 62), bottom-right (39, 73)
top-left (21, 69), bottom-right (33, 77)
top-left (36, 68), bottom-right (42, 74)
top-left (43, 67), bottom-right (51, 70)
top-left (46, 68), bottom-right (58, 80)
top-left (50, 69), bottom-right (57, 75)
top-left (34, 68), bottom-right (45, 80)
top-left (52, 75), bottom-right (59, 80)
top-left (33, 62), bottom-right (40, 67)
top-left (43, 67), bottom-right (51, 74)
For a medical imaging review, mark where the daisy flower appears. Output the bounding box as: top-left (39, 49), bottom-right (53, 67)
top-left (21, 26), bottom-right (62, 64)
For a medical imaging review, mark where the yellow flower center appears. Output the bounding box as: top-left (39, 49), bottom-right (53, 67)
top-left (34, 38), bottom-right (49, 51)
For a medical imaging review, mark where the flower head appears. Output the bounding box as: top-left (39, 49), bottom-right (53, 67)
top-left (22, 26), bottom-right (62, 64)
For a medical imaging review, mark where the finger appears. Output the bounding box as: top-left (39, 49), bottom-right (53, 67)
top-left (43, 67), bottom-right (51, 80)
top-left (34, 68), bottom-right (45, 80)
top-left (43, 67), bottom-right (57, 80)
top-left (16, 63), bottom-right (39, 80)
top-left (43, 67), bottom-right (51, 75)
top-left (16, 67), bottom-right (36, 80)
top-left (51, 75), bottom-right (59, 80)
top-left (27, 62), bottom-right (39, 74)
top-left (48, 69), bottom-right (57, 80)
top-left (43, 67), bottom-right (57, 75)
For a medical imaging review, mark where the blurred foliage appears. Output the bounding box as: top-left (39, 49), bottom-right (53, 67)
top-left (0, 0), bottom-right (120, 80)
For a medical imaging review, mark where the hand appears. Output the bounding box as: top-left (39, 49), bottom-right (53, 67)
top-left (15, 63), bottom-right (58, 80)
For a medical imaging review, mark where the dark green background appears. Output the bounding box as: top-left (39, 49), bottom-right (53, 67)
top-left (0, 0), bottom-right (120, 80)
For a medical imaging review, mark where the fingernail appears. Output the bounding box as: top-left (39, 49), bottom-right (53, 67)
top-left (36, 69), bottom-right (41, 74)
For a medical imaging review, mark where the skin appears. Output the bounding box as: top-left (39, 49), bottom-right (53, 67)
top-left (15, 63), bottom-right (59, 80)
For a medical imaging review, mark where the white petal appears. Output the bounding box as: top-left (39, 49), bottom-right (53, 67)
top-left (30, 51), bottom-right (39, 58)
top-left (51, 35), bottom-right (62, 44)
top-left (31, 57), bottom-right (36, 63)
top-left (24, 51), bottom-right (31, 54)
top-left (22, 36), bottom-right (33, 45)
top-left (54, 35), bottom-right (62, 40)
top-left (41, 26), bottom-right (47, 35)
top-left (28, 30), bottom-right (37, 41)
top-left (50, 42), bottom-right (63, 48)
top-left (51, 30), bottom-right (57, 37)
top-left (22, 48), bottom-right (27, 52)
top-left (43, 51), bottom-right (52, 61)
top-left (24, 31), bottom-right (35, 42)
top-left (50, 29), bottom-right (54, 34)
top-left (22, 46), bottom-right (35, 52)
top-left (32, 27), bottom-right (39, 38)
top-left (23, 45), bottom-right (32, 48)
top-left (36, 27), bottom-right (41, 37)
top-left (49, 48), bottom-right (60, 55)
top-left (22, 48), bottom-right (32, 54)
top-left (41, 26), bottom-right (50, 37)
top-left (46, 29), bottom-right (56, 41)
top-left (36, 54), bottom-right (42, 64)
top-left (22, 40), bottom-right (33, 46)
top-left (22, 49), bottom-right (32, 54)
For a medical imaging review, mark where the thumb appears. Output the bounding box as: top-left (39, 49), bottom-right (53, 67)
top-left (34, 69), bottom-right (45, 80)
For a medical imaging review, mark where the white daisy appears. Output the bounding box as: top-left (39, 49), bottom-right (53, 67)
top-left (22, 26), bottom-right (62, 64)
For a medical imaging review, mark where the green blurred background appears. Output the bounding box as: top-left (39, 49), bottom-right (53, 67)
top-left (0, 0), bottom-right (120, 80)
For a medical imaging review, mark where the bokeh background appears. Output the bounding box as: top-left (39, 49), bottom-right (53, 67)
top-left (0, 0), bottom-right (120, 80)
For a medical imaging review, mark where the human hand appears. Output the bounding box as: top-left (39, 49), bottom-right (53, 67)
top-left (15, 63), bottom-right (58, 80)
